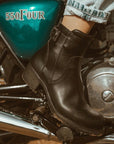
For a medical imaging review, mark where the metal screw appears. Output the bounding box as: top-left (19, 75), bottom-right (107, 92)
top-left (32, 114), bottom-right (39, 122)
top-left (102, 90), bottom-right (114, 102)
top-left (108, 57), bottom-right (114, 66)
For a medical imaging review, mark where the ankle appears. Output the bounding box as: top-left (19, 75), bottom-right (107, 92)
top-left (62, 15), bottom-right (95, 34)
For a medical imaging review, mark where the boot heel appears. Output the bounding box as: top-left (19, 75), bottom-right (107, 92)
top-left (22, 63), bottom-right (40, 91)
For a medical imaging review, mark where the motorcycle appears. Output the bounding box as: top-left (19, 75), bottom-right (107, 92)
top-left (0, 0), bottom-right (114, 144)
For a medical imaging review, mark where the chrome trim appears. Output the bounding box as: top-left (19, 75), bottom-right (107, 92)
top-left (0, 111), bottom-right (58, 141)
top-left (87, 67), bottom-right (114, 83)
top-left (0, 95), bottom-right (44, 102)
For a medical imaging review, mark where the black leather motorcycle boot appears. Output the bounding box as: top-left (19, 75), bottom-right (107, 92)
top-left (23, 24), bottom-right (111, 136)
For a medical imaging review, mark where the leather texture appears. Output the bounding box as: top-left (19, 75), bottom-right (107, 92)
top-left (25, 24), bottom-right (112, 135)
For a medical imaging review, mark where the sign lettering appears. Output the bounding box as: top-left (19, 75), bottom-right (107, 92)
top-left (6, 9), bottom-right (45, 21)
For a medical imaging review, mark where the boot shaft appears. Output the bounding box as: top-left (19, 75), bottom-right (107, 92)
top-left (44, 24), bottom-right (92, 80)
top-left (50, 24), bottom-right (92, 57)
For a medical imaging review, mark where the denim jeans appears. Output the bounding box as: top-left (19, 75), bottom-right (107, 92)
top-left (64, 0), bottom-right (114, 23)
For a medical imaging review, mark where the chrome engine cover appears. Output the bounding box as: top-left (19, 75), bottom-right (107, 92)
top-left (86, 58), bottom-right (114, 118)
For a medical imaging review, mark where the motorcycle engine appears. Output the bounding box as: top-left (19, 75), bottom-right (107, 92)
top-left (85, 11), bottom-right (114, 118)
top-left (86, 57), bottom-right (114, 118)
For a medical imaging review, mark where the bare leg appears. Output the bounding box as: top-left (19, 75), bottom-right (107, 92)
top-left (62, 15), bottom-right (95, 34)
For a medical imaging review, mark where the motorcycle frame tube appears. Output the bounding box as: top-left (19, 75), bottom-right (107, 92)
top-left (0, 84), bottom-right (29, 93)
top-left (0, 32), bottom-right (25, 70)
top-left (0, 111), bottom-right (59, 142)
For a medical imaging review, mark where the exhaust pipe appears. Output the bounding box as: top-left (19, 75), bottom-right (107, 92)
top-left (0, 111), bottom-right (58, 141)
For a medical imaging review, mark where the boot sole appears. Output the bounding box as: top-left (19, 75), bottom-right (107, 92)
top-left (23, 63), bottom-right (105, 136)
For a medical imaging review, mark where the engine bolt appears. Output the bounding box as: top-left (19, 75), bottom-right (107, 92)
top-left (32, 114), bottom-right (39, 122)
top-left (108, 57), bottom-right (114, 66)
top-left (102, 90), bottom-right (114, 102)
